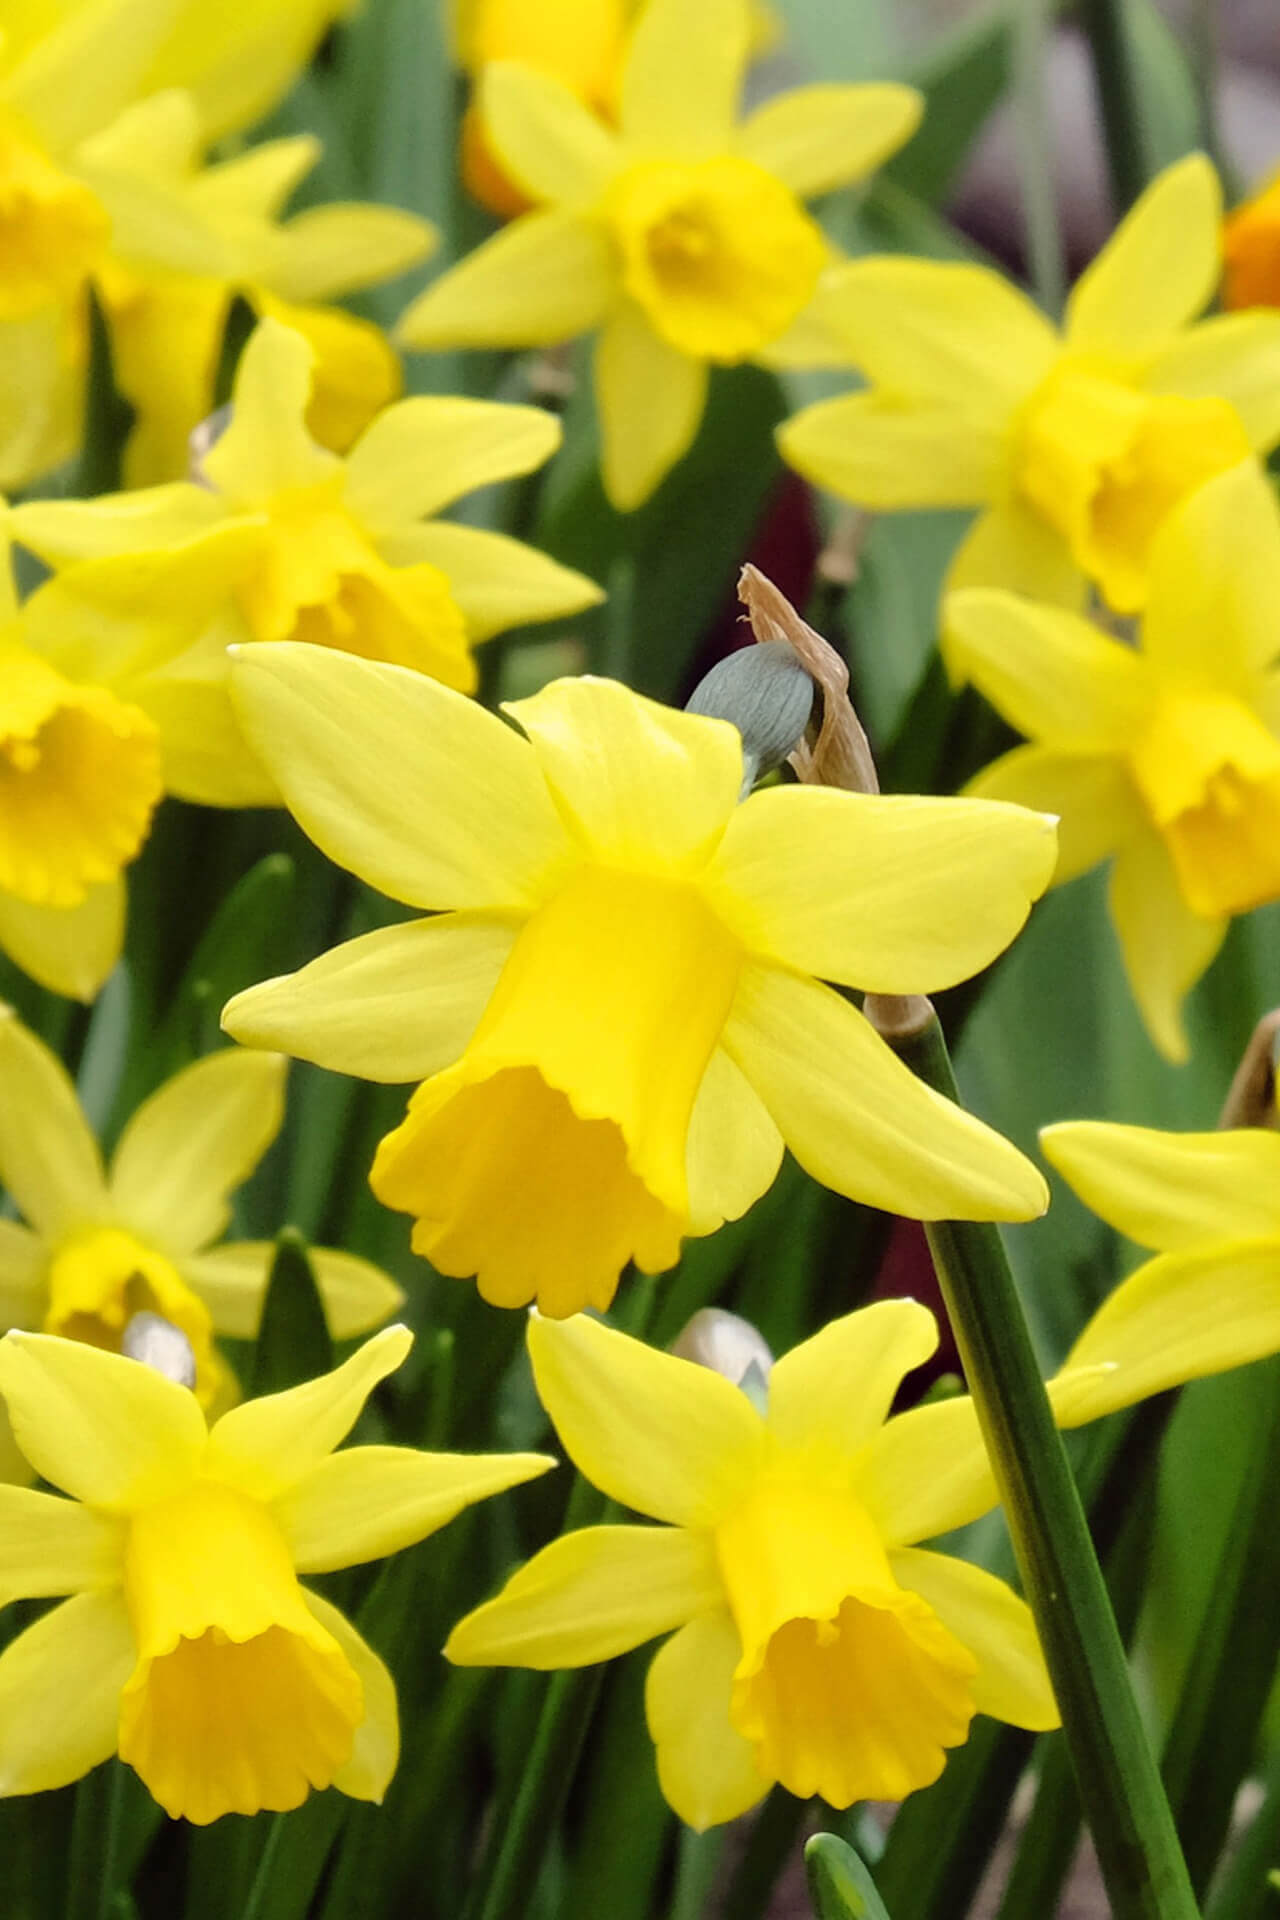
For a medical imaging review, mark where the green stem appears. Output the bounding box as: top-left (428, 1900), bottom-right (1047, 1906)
top-left (1077, 0), bottom-right (1151, 213)
top-left (240, 1814), bottom-right (287, 1920)
top-left (894, 1015), bottom-right (1198, 1920)
top-left (1010, 0), bottom-right (1067, 314)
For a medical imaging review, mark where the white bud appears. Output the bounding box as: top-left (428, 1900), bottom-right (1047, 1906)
top-left (122, 1312), bottom-right (197, 1391)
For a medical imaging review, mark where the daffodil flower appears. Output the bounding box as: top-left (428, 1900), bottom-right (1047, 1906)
top-left (1041, 1120), bottom-right (1280, 1426)
top-left (222, 647), bottom-right (1054, 1316)
top-left (0, 1325), bottom-right (552, 1821)
top-left (946, 459), bottom-right (1280, 1061)
top-left (778, 155), bottom-right (1280, 616)
top-left (0, 1008), bottom-right (403, 1422)
top-left (76, 91), bottom-right (435, 483)
top-left (1223, 168), bottom-right (1280, 312)
top-left (398, 0), bottom-right (922, 508)
top-left (10, 316), bottom-right (603, 807)
top-left (0, 538), bottom-right (164, 1000)
top-left (128, 0), bottom-right (355, 145)
top-left (446, 1305), bottom-right (1058, 1828)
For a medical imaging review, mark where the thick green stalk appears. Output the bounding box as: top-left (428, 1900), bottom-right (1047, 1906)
top-left (893, 1015), bottom-right (1197, 1920)
top-left (1077, 0), bottom-right (1151, 212)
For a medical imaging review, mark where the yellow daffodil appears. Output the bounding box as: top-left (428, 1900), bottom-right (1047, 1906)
top-left (0, 532), bottom-right (164, 1000)
top-left (1041, 1119), bottom-right (1280, 1426)
top-left (0, 1009), bottom-right (403, 1421)
top-left (221, 647), bottom-right (1055, 1316)
top-left (398, 0), bottom-right (922, 508)
top-left (10, 316), bottom-right (603, 806)
top-left (128, 0), bottom-right (356, 143)
top-left (778, 155), bottom-right (1280, 616)
top-left (946, 459), bottom-right (1280, 1062)
top-left (0, 1323), bottom-right (552, 1821)
top-left (446, 1304), bottom-right (1058, 1827)
top-left (77, 91), bottom-right (435, 483)
top-left (1224, 169), bottom-right (1280, 312)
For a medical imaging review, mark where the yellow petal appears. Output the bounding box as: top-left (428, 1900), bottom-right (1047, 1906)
top-left (205, 1324), bottom-right (412, 1501)
top-left (481, 60), bottom-right (620, 205)
top-left (1065, 153), bottom-right (1220, 356)
top-left (855, 1394), bottom-right (996, 1546)
top-left (1107, 825), bottom-right (1226, 1063)
top-left (397, 208), bottom-right (616, 349)
top-left (0, 1220), bottom-right (44, 1326)
top-left (277, 1443), bottom-right (553, 1573)
top-left (344, 396), bottom-right (561, 532)
top-left (594, 301), bottom-right (708, 510)
top-left (0, 876), bottom-right (125, 1003)
top-left (252, 295), bottom-right (401, 457)
top-left (684, 1046), bottom-right (784, 1238)
top-left (1050, 1239), bottom-right (1280, 1424)
top-left (0, 1485), bottom-right (124, 1604)
top-left (527, 1311), bottom-right (765, 1527)
top-left (890, 1548), bottom-right (1058, 1730)
top-left (226, 643), bottom-right (572, 910)
top-left (620, 0), bottom-right (751, 156)
top-left (6, 0), bottom-right (181, 153)
top-left (944, 590), bottom-right (1153, 748)
top-left (223, 912), bottom-right (517, 1083)
top-left (132, 666), bottom-right (281, 810)
top-left (9, 482), bottom-right (230, 568)
top-left (943, 499), bottom-right (1085, 611)
top-left (1142, 459), bottom-right (1280, 689)
top-left (503, 675), bottom-right (741, 872)
top-left (1147, 312), bottom-right (1280, 451)
top-left (723, 963), bottom-right (1049, 1223)
top-left (202, 317), bottom-right (338, 505)
top-left (0, 1007), bottom-right (107, 1236)
top-left (735, 84), bottom-right (922, 196)
top-left (644, 1609), bottom-right (769, 1830)
top-left (966, 746), bottom-right (1145, 886)
top-left (1040, 1121), bottom-right (1280, 1249)
top-left (267, 204), bottom-right (437, 305)
top-left (304, 1591), bottom-right (400, 1804)
top-left (706, 785), bottom-right (1056, 994)
top-left (446, 1524), bottom-right (719, 1668)
top-left (804, 256), bottom-right (1056, 408)
top-left (141, 0), bottom-right (347, 143)
top-left (778, 390), bottom-right (1005, 510)
top-left (767, 1302), bottom-right (938, 1460)
top-left (0, 1331), bottom-right (207, 1512)
top-left (0, 1591), bottom-right (134, 1795)
top-left (108, 1049), bottom-right (286, 1256)
top-left (180, 1241), bottom-right (405, 1341)
top-left (379, 521), bottom-right (604, 642)
top-left (191, 135), bottom-right (322, 222)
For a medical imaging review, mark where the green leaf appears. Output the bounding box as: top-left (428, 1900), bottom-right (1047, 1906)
top-left (251, 1230), bottom-right (334, 1397)
top-left (805, 1833), bottom-right (895, 1920)
top-left (884, 11), bottom-right (1011, 206)
top-left (76, 288), bottom-right (133, 497)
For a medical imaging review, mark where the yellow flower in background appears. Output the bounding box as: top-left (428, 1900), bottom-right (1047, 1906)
top-left (446, 1305), bottom-right (1058, 1828)
top-left (0, 1324), bottom-right (552, 1821)
top-left (947, 460), bottom-right (1280, 1062)
top-left (399, 0), bottom-right (922, 508)
top-left (222, 649), bottom-right (1054, 1316)
top-left (0, 1009), bottom-right (403, 1422)
top-left (1041, 1120), bottom-right (1280, 1427)
top-left (10, 316), bottom-right (603, 807)
top-left (0, 537), bottom-right (163, 1001)
top-left (80, 91), bottom-right (435, 483)
top-left (126, 0), bottom-right (356, 143)
top-left (778, 155), bottom-right (1280, 616)
top-left (1224, 169), bottom-right (1280, 311)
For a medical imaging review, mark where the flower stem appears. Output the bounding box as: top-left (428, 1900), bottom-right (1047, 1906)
top-left (892, 1013), bottom-right (1198, 1920)
top-left (1077, 0), bottom-right (1151, 213)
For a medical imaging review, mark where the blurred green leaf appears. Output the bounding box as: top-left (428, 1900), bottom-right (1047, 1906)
top-left (806, 1833), bottom-right (895, 1920)
top-left (884, 11), bottom-right (1010, 206)
top-left (251, 1230), bottom-right (334, 1396)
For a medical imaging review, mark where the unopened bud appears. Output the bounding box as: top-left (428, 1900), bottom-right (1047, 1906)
top-left (686, 642), bottom-right (815, 794)
top-left (671, 1308), bottom-right (774, 1408)
top-left (122, 1311), bottom-right (197, 1391)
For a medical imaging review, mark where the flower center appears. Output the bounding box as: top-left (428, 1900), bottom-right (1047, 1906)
top-left (0, 113), bottom-right (109, 319)
top-left (369, 865), bottom-right (743, 1313)
top-left (44, 1227), bottom-right (221, 1406)
top-left (604, 155), bottom-right (827, 362)
top-left (1129, 689), bottom-right (1280, 917)
top-left (1016, 359), bottom-right (1251, 613)
top-left (236, 490), bottom-right (474, 690)
top-left (716, 1477), bottom-right (977, 1806)
top-left (0, 646), bottom-right (162, 906)
top-left (120, 1480), bottom-right (363, 1824)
